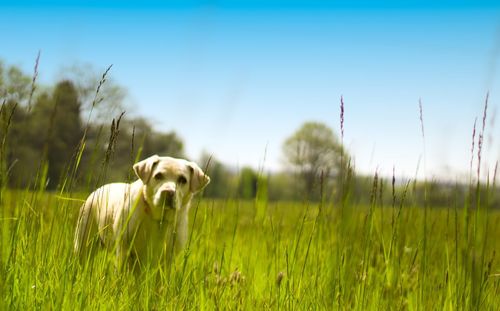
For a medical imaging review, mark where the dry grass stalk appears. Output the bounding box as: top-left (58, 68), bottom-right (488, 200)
top-left (27, 50), bottom-right (41, 112)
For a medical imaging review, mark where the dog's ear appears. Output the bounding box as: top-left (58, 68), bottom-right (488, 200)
top-left (133, 155), bottom-right (160, 183)
top-left (188, 162), bottom-right (210, 193)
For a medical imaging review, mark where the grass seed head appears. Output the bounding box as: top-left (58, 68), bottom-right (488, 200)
top-left (276, 271), bottom-right (284, 287)
top-left (229, 268), bottom-right (245, 286)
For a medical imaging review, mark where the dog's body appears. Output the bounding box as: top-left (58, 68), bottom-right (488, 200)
top-left (73, 155), bottom-right (210, 268)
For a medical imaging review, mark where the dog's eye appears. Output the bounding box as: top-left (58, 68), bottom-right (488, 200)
top-left (153, 173), bottom-right (164, 180)
top-left (177, 175), bottom-right (187, 185)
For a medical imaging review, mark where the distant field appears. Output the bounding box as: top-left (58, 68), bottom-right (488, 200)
top-left (1, 187), bottom-right (499, 310)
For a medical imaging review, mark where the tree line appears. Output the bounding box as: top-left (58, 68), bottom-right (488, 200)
top-left (0, 60), bottom-right (353, 202)
top-left (1, 59), bottom-right (498, 207)
top-left (0, 61), bottom-right (184, 192)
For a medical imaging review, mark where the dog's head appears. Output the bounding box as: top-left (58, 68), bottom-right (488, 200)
top-left (133, 155), bottom-right (210, 218)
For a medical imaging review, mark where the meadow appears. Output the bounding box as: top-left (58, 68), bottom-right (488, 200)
top-left (0, 64), bottom-right (499, 309)
top-left (1, 177), bottom-right (499, 310)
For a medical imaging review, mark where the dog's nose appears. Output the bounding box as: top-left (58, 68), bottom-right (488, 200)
top-left (160, 188), bottom-right (176, 209)
top-left (162, 188), bottom-right (175, 198)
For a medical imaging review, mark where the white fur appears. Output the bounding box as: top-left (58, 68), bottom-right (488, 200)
top-left (73, 155), bottom-right (210, 269)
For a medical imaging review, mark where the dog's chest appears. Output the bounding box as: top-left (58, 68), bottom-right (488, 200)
top-left (130, 217), bottom-right (175, 262)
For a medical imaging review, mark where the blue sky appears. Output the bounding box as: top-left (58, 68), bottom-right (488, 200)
top-left (1, 1), bottom-right (500, 180)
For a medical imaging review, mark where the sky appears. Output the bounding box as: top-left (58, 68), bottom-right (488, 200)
top-left (1, 1), bottom-right (500, 181)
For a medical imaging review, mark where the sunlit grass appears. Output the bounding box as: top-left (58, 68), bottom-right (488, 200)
top-left (0, 60), bottom-right (498, 310)
top-left (1, 184), bottom-right (499, 309)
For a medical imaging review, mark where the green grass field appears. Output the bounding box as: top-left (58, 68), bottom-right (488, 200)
top-left (1, 184), bottom-right (499, 310)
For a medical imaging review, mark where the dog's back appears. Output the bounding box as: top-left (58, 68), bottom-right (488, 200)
top-left (73, 182), bottom-right (136, 258)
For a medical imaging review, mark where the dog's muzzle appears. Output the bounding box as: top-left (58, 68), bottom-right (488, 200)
top-left (160, 188), bottom-right (176, 209)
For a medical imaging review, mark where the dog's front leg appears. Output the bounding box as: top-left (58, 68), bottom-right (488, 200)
top-left (114, 240), bottom-right (132, 271)
top-left (173, 208), bottom-right (189, 256)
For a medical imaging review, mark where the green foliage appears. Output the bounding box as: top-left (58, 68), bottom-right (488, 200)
top-left (35, 81), bottom-right (83, 188)
top-left (0, 62), bottom-right (31, 103)
top-left (0, 61), bottom-right (184, 190)
top-left (283, 122), bottom-right (348, 201)
top-left (199, 153), bottom-right (235, 199)
top-left (238, 167), bottom-right (258, 200)
top-left (84, 117), bottom-right (185, 184)
top-left (57, 62), bottom-right (127, 123)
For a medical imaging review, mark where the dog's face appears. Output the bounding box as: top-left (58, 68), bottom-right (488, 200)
top-left (133, 155), bottom-right (210, 219)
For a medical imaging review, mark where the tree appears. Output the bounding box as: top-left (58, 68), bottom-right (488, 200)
top-left (199, 152), bottom-right (233, 198)
top-left (79, 116), bottom-right (185, 185)
top-left (238, 167), bottom-right (258, 200)
top-left (283, 121), bottom-right (346, 200)
top-left (0, 61), bottom-right (32, 104)
top-left (1, 100), bottom-right (32, 187)
top-left (0, 59), bottom-right (189, 191)
top-left (30, 81), bottom-right (84, 188)
top-left (57, 63), bottom-right (127, 123)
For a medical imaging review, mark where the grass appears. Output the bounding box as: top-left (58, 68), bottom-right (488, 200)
top-left (0, 183), bottom-right (499, 309)
top-left (1, 62), bottom-right (499, 309)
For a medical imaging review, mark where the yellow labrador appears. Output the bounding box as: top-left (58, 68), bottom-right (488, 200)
top-left (73, 155), bottom-right (210, 268)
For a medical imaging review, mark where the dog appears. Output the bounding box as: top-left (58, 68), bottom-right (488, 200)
top-left (73, 155), bottom-right (210, 269)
